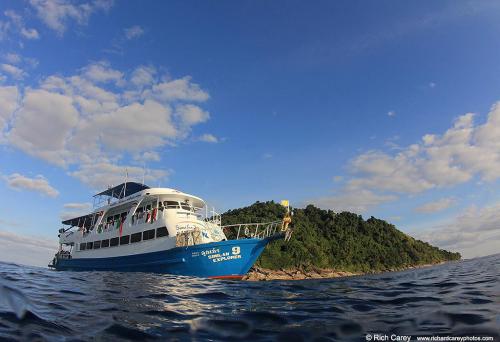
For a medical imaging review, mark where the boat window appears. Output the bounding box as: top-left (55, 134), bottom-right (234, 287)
top-left (114, 214), bottom-right (120, 221)
top-left (143, 229), bottom-right (155, 240)
top-left (120, 212), bottom-right (127, 219)
top-left (157, 226), bottom-right (169, 237)
top-left (80, 243), bottom-right (86, 251)
top-left (136, 206), bottom-right (143, 213)
top-left (107, 216), bottom-right (113, 223)
top-left (101, 239), bottom-right (110, 248)
top-left (146, 204), bottom-right (151, 211)
top-left (86, 242), bottom-right (93, 249)
top-left (110, 237), bottom-right (119, 247)
top-left (120, 235), bottom-right (130, 245)
top-left (131, 232), bottom-right (142, 243)
top-left (93, 241), bottom-right (101, 249)
top-left (165, 201), bottom-right (179, 209)
top-left (180, 202), bottom-right (191, 211)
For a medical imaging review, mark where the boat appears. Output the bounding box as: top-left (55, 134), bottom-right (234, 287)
top-left (49, 182), bottom-right (292, 279)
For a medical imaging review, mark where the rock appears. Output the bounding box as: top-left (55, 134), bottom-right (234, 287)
top-left (242, 262), bottom-right (447, 281)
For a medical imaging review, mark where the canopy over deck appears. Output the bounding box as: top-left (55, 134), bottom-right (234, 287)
top-left (62, 213), bottom-right (95, 227)
top-left (94, 182), bottom-right (150, 199)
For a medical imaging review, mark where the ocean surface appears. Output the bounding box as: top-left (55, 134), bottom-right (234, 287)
top-left (0, 254), bottom-right (498, 341)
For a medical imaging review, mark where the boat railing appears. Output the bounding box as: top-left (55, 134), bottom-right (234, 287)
top-left (186, 206), bottom-right (222, 226)
top-left (221, 220), bottom-right (284, 240)
top-left (93, 193), bottom-right (120, 209)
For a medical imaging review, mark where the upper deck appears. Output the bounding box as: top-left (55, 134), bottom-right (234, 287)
top-left (62, 182), bottom-right (206, 226)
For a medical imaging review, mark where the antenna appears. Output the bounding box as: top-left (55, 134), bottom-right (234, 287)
top-left (124, 168), bottom-right (128, 198)
top-left (142, 161), bottom-right (146, 185)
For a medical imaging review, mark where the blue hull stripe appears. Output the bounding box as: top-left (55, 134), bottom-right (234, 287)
top-left (54, 238), bottom-right (275, 278)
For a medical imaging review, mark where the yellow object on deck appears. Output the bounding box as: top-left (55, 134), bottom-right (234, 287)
top-left (280, 200), bottom-right (289, 207)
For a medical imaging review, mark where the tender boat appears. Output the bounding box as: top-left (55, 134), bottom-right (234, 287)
top-left (49, 182), bottom-right (292, 279)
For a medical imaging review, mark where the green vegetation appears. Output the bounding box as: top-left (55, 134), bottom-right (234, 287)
top-left (221, 201), bottom-right (461, 272)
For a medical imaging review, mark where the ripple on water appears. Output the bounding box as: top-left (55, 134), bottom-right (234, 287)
top-left (142, 309), bottom-right (196, 321)
top-left (190, 317), bottom-right (252, 339)
top-left (59, 289), bottom-right (86, 296)
top-left (0, 254), bottom-right (499, 341)
top-left (192, 291), bottom-right (232, 300)
top-left (104, 323), bottom-right (157, 340)
top-left (441, 312), bottom-right (490, 326)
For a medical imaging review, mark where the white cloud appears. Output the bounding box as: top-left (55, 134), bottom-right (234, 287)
top-left (69, 161), bottom-right (169, 190)
top-left (2, 9), bottom-right (40, 40)
top-left (151, 77), bottom-right (210, 102)
top-left (4, 10), bottom-right (22, 26)
top-left (82, 61), bottom-right (123, 85)
top-left (1, 64), bottom-right (25, 80)
top-left (20, 27), bottom-right (39, 39)
top-left (0, 219), bottom-right (21, 228)
top-left (429, 82), bottom-right (436, 88)
top-left (29, 0), bottom-right (113, 35)
top-left (9, 89), bottom-right (80, 165)
top-left (415, 202), bottom-right (500, 258)
top-left (0, 229), bottom-right (57, 267)
top-left (25, 58), bottom-right (39, 69)
top-left (63, 202), bottom-right (92, 210)
top-left (0, 85), bottom-right (18, 132)
top-left (130, 65), bottom-right (156, 87)
top-left (0, 61), bottom-right (211, 190)
top-left (4, 173), bottom-right (59, 197)
top-left (0, 20), bottom-right (8, 41)
top-left (414, 197), bottom-right (456, 213)
top-left (124, 25), bottom-right (144, 40)
top-left (94, 99), bottom-right (177, 151)
top-left (136, 151), bottom-right (161, 162)
top-left (3, 54), bottom-right (39, 70)
top-left (60, 202), bottom-right (92, 220)
top-left (312, 101), bottom-right (500, 212)
top-left (311, 189), bottom-right (397, 213)
top-left (4, 53), bottom-right (20, 64)
top-left (387, 110), bottom-right (396, 117)
top-left (347, 148), bottom-right (434, 194)
top-left (198, 133), bottom-right (218, 143)
top-left (175, 104), bottom-right (210, 127)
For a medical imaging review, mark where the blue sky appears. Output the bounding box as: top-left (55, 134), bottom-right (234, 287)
top-left (1, 0), bottom-right (499, 266)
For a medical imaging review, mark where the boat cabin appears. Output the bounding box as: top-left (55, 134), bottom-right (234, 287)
top-left (57, 182), bottom-right (226, 257)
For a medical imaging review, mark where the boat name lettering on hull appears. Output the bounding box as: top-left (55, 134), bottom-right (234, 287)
top-left (204, 246), bottom-right (242, 263)
top-left (191, 248), bottom-right (220, 258)
top-left (176, 224), bottom-right (198, 232)
top-left (210, 254), bottom-right (242, 263)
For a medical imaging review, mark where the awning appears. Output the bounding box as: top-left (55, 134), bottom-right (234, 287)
top-left (94, 182), bottom-right (150, 199)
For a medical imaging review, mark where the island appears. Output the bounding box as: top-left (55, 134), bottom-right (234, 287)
top-left (220, 201), bottom-right (461, 281)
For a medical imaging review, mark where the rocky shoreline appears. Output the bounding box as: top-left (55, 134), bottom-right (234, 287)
top-left (242, 262), bottom-right (447, 281)
top-left (242, 266), bottom-right (359, 281)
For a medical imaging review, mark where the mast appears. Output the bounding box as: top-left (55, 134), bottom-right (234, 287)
top-left (142, 161), bottom-right (146, 185)
top-left (124, 168), bottom-right (128, 199)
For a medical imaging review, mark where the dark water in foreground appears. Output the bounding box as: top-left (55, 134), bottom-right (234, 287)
top-left (0, 254), bottom-right (499, 341)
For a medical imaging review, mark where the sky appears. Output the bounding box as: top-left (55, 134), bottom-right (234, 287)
top-left (0, 0), bottom-right (499, 267)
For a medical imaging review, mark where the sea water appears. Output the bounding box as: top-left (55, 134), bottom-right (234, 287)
top-left (0, 254), bottom-right (498, 341)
